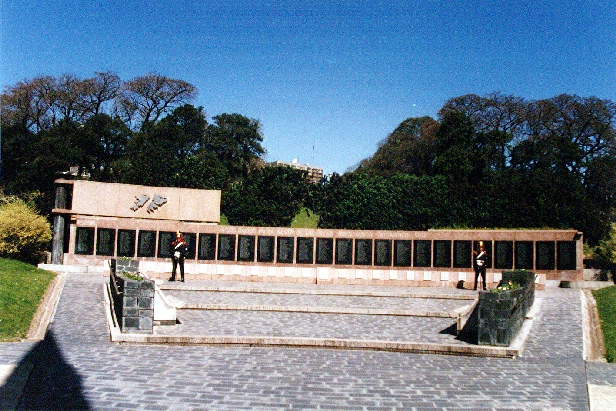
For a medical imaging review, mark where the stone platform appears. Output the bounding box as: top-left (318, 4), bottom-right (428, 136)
top-left (2, 270), bottom-right (616, 410)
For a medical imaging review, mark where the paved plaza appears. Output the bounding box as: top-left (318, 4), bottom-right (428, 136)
top-left (1, 271), bottom-right (615, 410)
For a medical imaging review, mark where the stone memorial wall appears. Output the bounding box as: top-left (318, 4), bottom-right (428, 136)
top-left (54, 179), bottom-right (584, 289)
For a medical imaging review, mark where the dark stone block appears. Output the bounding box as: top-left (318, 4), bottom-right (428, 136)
top-left (123, 308), bottom-right (139, 317)
top-left (476, 270), bottom-right (535, 346)
top-left (139, 316), bottom-right (153, 331)
top-left (138, 297), bottom-right (153, 309)
top-left (110, 266), bottom-right (155, 333)
top-left (139, 289), bottom-right (154, 299)
top-left (123, 279), bottom-right (139, 289)
top-left (139, 309), bottom-right (153, 318)
top-left (124, 287), bottom-right (139, 297)
top-left (122, 297), bottom-right (137, 308)
top-left (123, 317), bottom-right (139, 329)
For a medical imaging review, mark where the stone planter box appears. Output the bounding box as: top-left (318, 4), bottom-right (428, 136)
top-left (110, 259), bottom-right (154, 333)
top-left (477, 271), bottom-right (535, 346)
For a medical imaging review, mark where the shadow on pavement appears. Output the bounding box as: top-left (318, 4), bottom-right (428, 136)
top-left (1, 331), bottom-right (91, 410)
top-left (456, 304), bottom-right (479, 344)
top-left (438, 323), bottom-right (457, 336)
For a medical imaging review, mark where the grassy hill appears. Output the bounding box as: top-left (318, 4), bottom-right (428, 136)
top-left (0, 258), bottom-right (55, 341)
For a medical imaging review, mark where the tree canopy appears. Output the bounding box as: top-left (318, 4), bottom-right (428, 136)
top-left (349, 93), bottom-right (616, 244)
top-left (1, 73), bottom-right (615, 245)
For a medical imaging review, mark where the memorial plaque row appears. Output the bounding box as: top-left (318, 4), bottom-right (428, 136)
top-left (74, 227), bottom-right (576, 270)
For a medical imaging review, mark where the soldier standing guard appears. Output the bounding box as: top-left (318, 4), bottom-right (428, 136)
top-left (169, 231), bottom-right (187, 282)
top-left (473, 241), bottom-right (488, 290)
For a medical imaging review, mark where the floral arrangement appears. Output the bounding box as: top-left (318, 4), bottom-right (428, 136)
top-left (491, 280), bottom-right (521, 293)
top-left (121, 271), bottom-right (143, 281)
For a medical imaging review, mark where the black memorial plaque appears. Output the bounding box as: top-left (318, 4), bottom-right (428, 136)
top-left (375, 240), bottom-right (391, 267)
top-left (557, 241), bottom-right (576, 270)
top-left (257, 236), bottom-right (275, 263)
top-left (296, 237), bottom-right (314, 264)
top-left (96, 228), bottom-right (115, 256)
top-left (413, 240), bottom-right (431, 267)
top-left (183, 233), bottom-right (196, 260)
top-left (75, 227), bottom-right (94, 255)
top-left (316, 238), bottom-right (333, 265)
top-left (354, 239), bottom-right (373, 266)
top-left (495, 241), bottom-right (513, 269)
top-left (117, 230), bottom-right (136, 258)
top-left (277, 237), bottom-right (294, 263)
top-left (217, 234), bottom-right (236, 261)
top-left (515, 241), bottom-right (534, 270)
top-left (536, 241), bottom-right (555, 270)
top-left (336, 239), bottom-right (353, 265)
top-left (394, 240), bottom-right (412, 267)
top-left (198, 233), bottom-right (216, 260)
top-left (453, 240), bottom-right (472, 268)
top-left (433, 240), bottom-right (451, 268)
top-left (238, 235), bottom-right (255, 262)
top-left (158, 231), bottom-right (175, 258)
top-left (137, 231), bottom-right (156, 257)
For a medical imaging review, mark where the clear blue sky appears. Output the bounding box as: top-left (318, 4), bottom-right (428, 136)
top-left (2, 1), bottom-right (615, 174)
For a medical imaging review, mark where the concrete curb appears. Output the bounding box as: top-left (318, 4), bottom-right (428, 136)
top-left (588, 384), bottom-right (616, 411)
top-left (177, 303), bottom-right (474, 318)
top-left (161, 284), bottom-right (477, 300)
top-left (581, 289), bottom-right (607, 362)
top-left (112, 334), bottom-right (522, 358)
top-left (25, 272), bottom-right (67, 341)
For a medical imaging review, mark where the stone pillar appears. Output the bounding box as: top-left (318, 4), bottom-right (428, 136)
top-left (51, 185), bottom-right (67, 264)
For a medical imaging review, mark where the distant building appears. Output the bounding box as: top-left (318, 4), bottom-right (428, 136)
top-left (271, 160), bottom-right (324, 183)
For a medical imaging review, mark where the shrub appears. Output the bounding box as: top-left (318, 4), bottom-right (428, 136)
top-left (593, 223), bottom-right (616, 266)
top-left (0, 197), bottom-right (52, 264)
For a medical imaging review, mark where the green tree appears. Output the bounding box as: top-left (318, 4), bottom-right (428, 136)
top-left (1, 123), bottom-right (37, 193)
top-left (593, 223), bottom-right (616, 266)
top-left (8, 119), bottom-right (101, 212)
top-left (431, 111), bottom-right (480, 224)
top-left (313, 173), bottom-right (452, 230)
top-left (82, 114), bottom-right (131, 182)
top-left (119, 104), bottom-right (229, 189)
top-left (0, 72), bottom-right (122, 133)
top-left (117, 73), bottom-right (197, 131)
top-left (357, 116), bottom-right (438, 176)
top-left (223, 165), bottom-right (309, 227)
top-left (207, 113), bottom-right (266, 180)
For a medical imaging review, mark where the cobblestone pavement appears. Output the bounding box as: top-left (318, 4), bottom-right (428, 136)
top-left (154, 310), bottom-right (463, 344)
top-left (1, 273), bottom-right (615, 410)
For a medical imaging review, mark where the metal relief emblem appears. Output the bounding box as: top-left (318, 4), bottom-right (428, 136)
top-left (131, 194), bottom-right (167, 213)
top-left (147, 194), bottom-right (167, 213)
top-left (131, 195), bottom-right (150, 211)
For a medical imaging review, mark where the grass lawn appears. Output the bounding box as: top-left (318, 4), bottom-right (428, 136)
top-left (221, 209), bottom-right (319, 228)
top-left (0, 258), bottom-right (56, 341)
top-left (593, 285), bottom-right (616, 363)
top-left (291, 208), bottom-right (319, 228)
